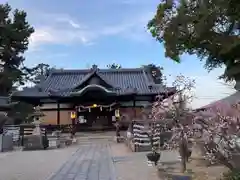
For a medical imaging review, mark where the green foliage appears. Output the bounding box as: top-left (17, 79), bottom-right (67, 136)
top-left (8, 101), bottom-right (34, 124)
top-left (142, 64), bottom-right (164, 84)
top-left (148, 0), bottom-right (240, 80)
top-left (0, 3), bottom-right (34, 95)
top-left (222, 170), bottom-right (240, 180)
top-left (22, 63), bottom-right (54, 84)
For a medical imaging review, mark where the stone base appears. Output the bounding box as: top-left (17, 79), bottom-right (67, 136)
top-left (114, 136), bottom-right (124, 143)
top-left (157, 167), bottom-right (192, 180)
top-left (0, 134), bottom-right (13, 152)
top-left (135, 145), bottom-right (152, 152)
top-left (64, 139), bottom-right (72, 146)
top-left (48, 139), bottom-right (60, 148)
top-left (23, 135), bottom-right (48, 150)
top-left (72, 138), bottom-right (77, 144)
top-left (124, 138), bottom-right (136, 152)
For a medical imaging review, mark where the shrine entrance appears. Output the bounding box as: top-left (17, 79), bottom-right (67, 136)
top-left (75, 103), bottom-right (117, 131)
top-left (69, 75), bottom-right (119, 131)
top-left (85, 108), bottom-right (113, 129)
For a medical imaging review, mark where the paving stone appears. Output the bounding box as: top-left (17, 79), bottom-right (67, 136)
top-left (48, 174), bottom-right (64, 180)
top-left (48, 143), bottom-right (117, 180)
top-left (66, 174), bottom-right (75, 179)
top-left (47, 139), bottom-right (180, 180)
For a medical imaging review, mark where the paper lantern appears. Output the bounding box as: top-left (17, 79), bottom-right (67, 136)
top-left (115, 109), bottom-right (120, 117)
top-left (70, 111), bottom-right (76, 119)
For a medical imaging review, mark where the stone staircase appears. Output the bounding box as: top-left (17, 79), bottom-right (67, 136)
top-left (76, 133), bottom-right (115, 144)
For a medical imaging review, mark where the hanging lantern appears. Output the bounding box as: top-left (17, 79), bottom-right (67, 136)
top-left (70, 111), bottom-right (76, 119)
top-left (89, 108), bottom-right (91, 112)
top-left (100, 106), bottom-right (102, 111)
top-left (115, 109), bottom-right (120, 118)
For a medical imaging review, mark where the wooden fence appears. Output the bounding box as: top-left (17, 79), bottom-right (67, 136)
top-left (3, 125), bottom-right (47, 146)
top-left (3, 125), bottom-right (20, 143)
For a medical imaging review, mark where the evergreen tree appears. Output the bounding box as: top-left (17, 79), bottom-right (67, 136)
top-left (0, 3), bottom-right (34, 95)
top-left (22, 63), bottom-right (54, 84)
top-left (142, 64), bottom-right (164, 84)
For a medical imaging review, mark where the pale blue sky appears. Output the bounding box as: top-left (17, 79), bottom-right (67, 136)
top-left (2, 0), bottom-right (236, 108)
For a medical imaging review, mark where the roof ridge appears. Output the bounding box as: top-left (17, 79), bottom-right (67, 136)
top-left (50, 68), bottom-right (144, 74)
top-left (70, 70), bottom-right (115, 90)
top-left (99, 68), bottom-right (144, 72)
top-left (95, 71), bottom-right (115, 87)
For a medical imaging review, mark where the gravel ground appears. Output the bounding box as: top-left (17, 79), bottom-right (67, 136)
top-left (110, 143), bottom-right (179, 180)
top-left (0, 146), bottom-right (79, 180)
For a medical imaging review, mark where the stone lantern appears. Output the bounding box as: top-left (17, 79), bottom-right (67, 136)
top-left (23, 106), bottom-right (48, 150)
top-left (31, 106), bottom-right (45, 135)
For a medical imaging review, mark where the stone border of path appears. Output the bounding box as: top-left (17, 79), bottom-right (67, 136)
top-left (106, 144), bottom-right (117, 180)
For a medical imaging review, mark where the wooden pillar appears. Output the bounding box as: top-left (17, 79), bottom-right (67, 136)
top-left (20, 126), bottom-right (24, 146)
top-left (133, 97), bottom-right (136, 118)
top-left (57, 101), bottom-right (60, 126)
top-left (71, 117), bottom-right (76, 136)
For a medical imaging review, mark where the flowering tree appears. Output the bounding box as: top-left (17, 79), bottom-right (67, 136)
top-left (152, 75), bottom-right (240, 172)
top-left (195, 102), bottom-right (240, 170)
top-left (152, 75), bottom-right (195, 172)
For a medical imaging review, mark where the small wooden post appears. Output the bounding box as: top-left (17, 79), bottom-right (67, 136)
top-left (70, 111), bottom-right (76, 138)
top-left (57, 102), bottom-right (60, 127)
top-left (133, 99), bottom-right (136, 118)
top-left (20, 126), bottom-right (24, 146)
top-left (132, 120), bottom-right (137, 152)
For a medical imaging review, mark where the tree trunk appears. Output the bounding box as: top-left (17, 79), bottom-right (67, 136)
top-left (179, 137), bottom-right (188, 173)
top-left (181, 155), bottom-right (187, 173)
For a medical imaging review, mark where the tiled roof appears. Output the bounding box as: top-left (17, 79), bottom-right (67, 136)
top-left (0, 96), bottom-right (9, 106)
top-left (12, 68), bottom-right (173, 98)
top-left (196, 91), bottom-right (240, 111)
top-left (0, 96), bottom-right (16, 108)
top-left (12, 87), bottom-right (50, 97)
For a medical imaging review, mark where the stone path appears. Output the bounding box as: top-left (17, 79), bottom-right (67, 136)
top-left (48, 140), bottom-right (179, 180)
top-left (49, 143), bottom-right (116, 180)
top-left (0, 131), bottom-right (179, 180)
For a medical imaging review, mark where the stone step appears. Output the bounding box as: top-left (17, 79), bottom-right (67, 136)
top-left (77, 136), bottom-right (114, 140)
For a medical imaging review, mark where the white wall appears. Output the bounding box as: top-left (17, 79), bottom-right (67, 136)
top-left (40, 103), bottom-right (71, 109)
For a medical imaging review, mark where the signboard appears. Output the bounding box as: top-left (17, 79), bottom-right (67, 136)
top-left (78, 116), bottom-right (86, 123)
top-left (112, 116), bottom-right (116, 122)
top-left (70, 111), bottom-right (76, 119)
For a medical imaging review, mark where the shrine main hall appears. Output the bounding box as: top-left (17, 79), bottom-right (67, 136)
top-left (12, 65), bottom-right (174, 130)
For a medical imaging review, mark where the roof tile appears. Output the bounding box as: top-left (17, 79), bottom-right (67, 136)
top-left (13, 68), bottom-right (172, 97)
